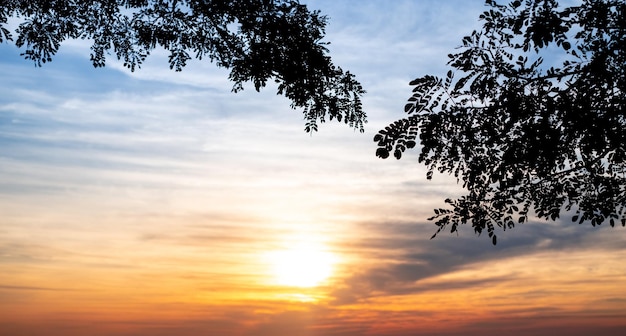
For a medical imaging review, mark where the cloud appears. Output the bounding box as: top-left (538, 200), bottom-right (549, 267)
top-left (328, 214), bottom-right (626, 305)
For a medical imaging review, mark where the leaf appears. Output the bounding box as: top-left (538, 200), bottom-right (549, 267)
top-left (376, 148), bottom-right (390, 159)
top-left (453, 75), bottom-right (471, 92)
top-left (409, 77), bottom-right (426, 85)
top-left (445, 70), bottom-right (453, 87)
top-left (563, 41), bottom-right (571, 50)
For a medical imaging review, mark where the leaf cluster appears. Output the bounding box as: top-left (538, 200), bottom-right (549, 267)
top-left (0, 0), bottom-right (366, 132)
top-left (375, 0), bottom-right (626, 244)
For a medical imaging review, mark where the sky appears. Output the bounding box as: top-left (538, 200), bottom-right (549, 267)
top-left (1, 1), bottom-right (625, 335)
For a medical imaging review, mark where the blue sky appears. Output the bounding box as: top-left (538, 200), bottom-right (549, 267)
top-left (1, 1), bottom-right (625, 335)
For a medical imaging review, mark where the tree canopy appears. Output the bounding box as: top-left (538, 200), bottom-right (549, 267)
top-left (375, 0), bottom-right (626, 244)
top-left (0, 0), bottom-right (365, 132)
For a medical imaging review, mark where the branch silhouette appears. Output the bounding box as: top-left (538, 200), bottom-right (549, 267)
top-left (0, 0), bottom-right (366, 133)
top-left (376, 0), bottom-right (626, 244)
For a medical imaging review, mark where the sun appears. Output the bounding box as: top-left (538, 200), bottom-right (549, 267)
top-left (267, 241), bottom-right (336, 288)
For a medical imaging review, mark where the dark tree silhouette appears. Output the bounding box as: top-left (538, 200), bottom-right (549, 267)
top-left (375, 0), bottom-right (626, 244)
top-left (0, 0), bottom-right (365, 132)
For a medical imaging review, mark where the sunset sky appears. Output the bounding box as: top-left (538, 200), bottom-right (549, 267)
top-left (1, 1), bottom-right (625, 335)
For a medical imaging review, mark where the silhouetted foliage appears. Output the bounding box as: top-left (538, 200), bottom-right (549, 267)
top-left (0, 0), bottom-right (365, 132)
top-left (375, 0), bottom-right (626, 244)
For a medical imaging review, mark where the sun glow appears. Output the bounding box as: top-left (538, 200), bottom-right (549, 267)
top-left (267, 240), bottom-right (337, 288)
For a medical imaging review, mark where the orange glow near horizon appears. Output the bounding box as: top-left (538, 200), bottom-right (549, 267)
top-left (1, 187), bottom-right (626, 336)
top-left (1, 219), bottom-right (626, 336)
